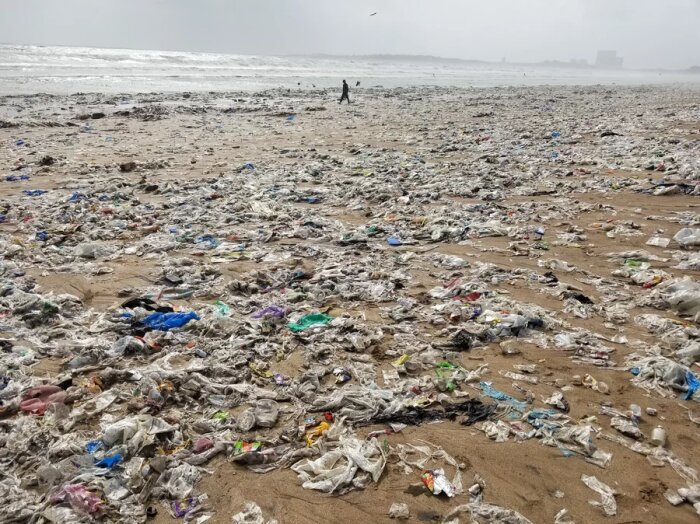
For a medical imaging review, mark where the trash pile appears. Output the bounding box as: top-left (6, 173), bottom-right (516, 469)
top-left (0, 85), bottom-right (699, 522)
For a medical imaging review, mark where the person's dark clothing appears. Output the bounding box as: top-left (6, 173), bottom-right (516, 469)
top-left (340, 81), bottom-right (350, 104)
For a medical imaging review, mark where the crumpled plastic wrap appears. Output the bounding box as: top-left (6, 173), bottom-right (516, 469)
top-left (627, 354), bottom-right (699, 401)
top-left (162, 463), bottom-right (202, 499)
top-left (0, 475), bottom-right (44, 523)
top-left (650, 278), bottom-right (700, 321)
top-left (231, 501), bottom-right (278, 524)
top-left (291, 435), bottom-right (386, 494)
top-left (581, 474), bottom-right (617, 516)
top-left (388, 502), bottom-right (410, 519)
top-left (444, 501), bottom-right (534, 524)
top-left (102, 414), bottom-right (177, 453)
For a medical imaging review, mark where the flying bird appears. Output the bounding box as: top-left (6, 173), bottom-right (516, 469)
top-left (370, 12), bottom-right (377, 16)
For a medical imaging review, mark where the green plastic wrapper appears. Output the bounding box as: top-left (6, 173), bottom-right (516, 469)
top-left (287, 313), bottom-right (333, 332)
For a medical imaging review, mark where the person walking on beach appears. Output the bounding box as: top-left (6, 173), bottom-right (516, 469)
top-left (339, 80), bottom-right (350, 104)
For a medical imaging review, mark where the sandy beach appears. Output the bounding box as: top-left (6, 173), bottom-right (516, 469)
top-left (1, 84), bottom-right (699, 523)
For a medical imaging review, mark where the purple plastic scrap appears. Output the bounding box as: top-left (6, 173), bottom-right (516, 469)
top-left (251, 305), bottom-right (287, 319)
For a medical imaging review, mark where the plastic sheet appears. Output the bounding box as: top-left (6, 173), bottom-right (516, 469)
top-left (287, 313), bottom-right (333, 332)
top-left (444, 502), bottom-right (534, 524)
top-left (231, 501), bottom-right (278, 524)
top-left (142, 311), bottom-right (200, 331)
top-left (291, 436), bottom-right (386, 494)
top-left (581, 474), bottom-right (617, 516)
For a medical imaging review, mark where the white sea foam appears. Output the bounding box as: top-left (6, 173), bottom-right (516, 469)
top-left (0, 44), bottom-right (697, 95)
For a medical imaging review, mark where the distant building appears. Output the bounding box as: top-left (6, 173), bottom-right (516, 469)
top-left (595, 50), bottom-right (623, 69)
top-left (570, 58), bottom-right (589, 67)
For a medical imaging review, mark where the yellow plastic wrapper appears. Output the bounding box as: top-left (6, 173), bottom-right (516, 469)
top-left (305, 421), bottom-right (330, 446)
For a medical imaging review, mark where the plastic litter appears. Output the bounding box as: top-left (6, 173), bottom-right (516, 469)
top-left (251, 305), bottom-right (286, 319)
top-left (444, 502), bottom-right (533, 524)
top-left (610, 416), bottom-right (643, 440)
top-left (650, 425), bottom-right (667, 447)
top-left (291, 436), bottom-right (386, 494)
top-left (2, 83), bottom-right (699, 524)
top-left (554, 508), bottom-right (575, 524)
top-left (421, 468), bottom-right (457, 497)
top-left (142, 311), bottom-right (200, 330)
top-left (652, 279), bottom-right (700, 320)
top-left (646, 236), bottom-right (671, 248)
top-left (287, 313), bottom-right (333, 332)
top-left (95, 453), bottom-right (123, 468)
top-left (673, 228), bottom-right (700, 248)
top-left (388, 502), bottom-right (410, 519)
top-left (22, 189), bottom-right (48, 196)
top-left (50, 484), bottom-right (104, 515)
top-left (171, 497), bottom-right (198, 518)
top-left (231, 502), bottom-right (278, 524)
top-left (20, 385), bottom-right (66, 415)
top-left (581, 474), bottom-right (617, 516)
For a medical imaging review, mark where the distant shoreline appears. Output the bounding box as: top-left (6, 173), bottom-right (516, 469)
top-left (1, 44), bottom-right (699, 96)
top-left (0, 42), bottom-right (698, 74)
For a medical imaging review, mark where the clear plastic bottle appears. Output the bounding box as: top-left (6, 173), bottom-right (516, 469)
top-left (650, 425), bottom-right (666, 447)
top-left (629, 404), bottom-right (642, 420)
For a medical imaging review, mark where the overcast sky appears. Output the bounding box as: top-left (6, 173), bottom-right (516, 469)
top-left (1, 0), bottom-right (699, 69)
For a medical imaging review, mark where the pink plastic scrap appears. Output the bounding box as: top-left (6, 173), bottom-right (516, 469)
top-left (51, 484), bottom-right (103, 514)
top-left (19, 385), bottom-right (66, 415)
top-left (193, 437), bottom-right (214, 454)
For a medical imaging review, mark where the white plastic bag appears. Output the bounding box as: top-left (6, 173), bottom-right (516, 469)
top-left (674, 228), bottom-right (700, 248)
top-left (581, 474), bottom-right (617, 516)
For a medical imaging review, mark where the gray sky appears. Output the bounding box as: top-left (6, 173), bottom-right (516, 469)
top-left (1, 0), bottom-right (699, 69)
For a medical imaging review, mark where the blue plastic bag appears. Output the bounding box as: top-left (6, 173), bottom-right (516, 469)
top-left (142, 311), bottom-right (200, 331)
top-left (22, 189), bottom-right (48, 197)
top-left (68, 192), bottom-right (87, 202)
top-left (86, 440), bottom-right (103, 454)
top-left (195, 235), bottom-right (219, 249)
top-left (683, 370), bottom-right (700, 400)
top-left (5, 174), bottom-right (30, 182)
top-left (480, 381), bottom-right (528, 412)
top-left (95, 453), bottom-right (122, 468)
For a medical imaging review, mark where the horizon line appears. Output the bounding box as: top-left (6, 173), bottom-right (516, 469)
top-left (0, 41), bottom-right (698, 73)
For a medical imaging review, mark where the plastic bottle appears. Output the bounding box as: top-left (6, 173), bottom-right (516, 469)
top-left (147, 388), bottom-right (164, 405)
top-left (650, 425), bottom-right (666, 447)
top-left (629, 404), bottom-right (642, 420)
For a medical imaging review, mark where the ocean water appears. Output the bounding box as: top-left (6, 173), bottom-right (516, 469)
top-left (0, 44), bottom-right (698, 95)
